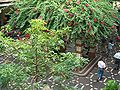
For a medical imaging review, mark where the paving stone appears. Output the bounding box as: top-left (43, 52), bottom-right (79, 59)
top-left (91, 68), bottom-right (98, 73)
top-left (114, 75), bottom-right (120, 81)
top-left (92, 81), bottom-right (105, 89)
top-left (112, 69), bottom-right (119, 74)
top-left (107, 77), bottom-right (112, 79)
top-left (0, 57), bottom-right (3, 61)
top-left (85, 84), bottom-right (90, 86)
top-left (103, 78), bottom-right (107, 82)
top-left (78, 77), bottom-right (90, 85)
top-left (74, 84), bottom-right (79, 88)
top-left (90, 74), bottom-right (98, 81)
top-left (90, 74), bottom-right (94, 79)
top-left (108, 63), bottom-right (115, 68)
top-left (67, 80), bottom-right (80, 87)
top-left (117, 80), bottom-right (120, 83)
top-left (76, 83), bottom-right (83, 89)
top-left (35, 50), bottom-right (120, 90)
top-left (105, 71), bottom-right (112, 77)
top-left (86, 72), bottom-right (93, 77)
top-left (94, 88), bottom-right (98, 90)
top-left (85, 77), bottom-right (89, 79)
top-left (83, 85), bottom-right (91, 90)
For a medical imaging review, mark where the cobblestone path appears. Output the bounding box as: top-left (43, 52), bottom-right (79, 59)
top-left (0, 51), bottom-right (120, 90)
top-left (71, 58), bottom-right (120, 90)
top-left (40, 57), bottom-right (120, 90)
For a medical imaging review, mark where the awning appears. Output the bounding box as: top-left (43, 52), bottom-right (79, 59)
top-left (0, 0), bottom-right (13, 8)
top-left (0, 3), bottom-right (12, 7)
top-left (0, 0), bottom-right (13, 3)
top-left (0, 0), bottom-right (13, 13)
top-left (113, 1), bottom-right (120, 10)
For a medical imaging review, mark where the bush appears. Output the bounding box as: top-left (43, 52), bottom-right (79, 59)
top-left (0, 63), bottom-right (28, 89)
top-left (103, 80), bottom-right (119, 90)
top-left (52, 52), bottom-right (89, 79)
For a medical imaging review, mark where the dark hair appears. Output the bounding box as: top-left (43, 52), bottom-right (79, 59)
top-left (109, 40), bottom-right (113, 43)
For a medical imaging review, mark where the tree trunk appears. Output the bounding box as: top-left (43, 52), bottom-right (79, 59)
top-left (35, 47), bottom-right (38, 82)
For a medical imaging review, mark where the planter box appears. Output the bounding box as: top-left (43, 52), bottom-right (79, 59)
top-left (72, 55), bottom-right (102, 76)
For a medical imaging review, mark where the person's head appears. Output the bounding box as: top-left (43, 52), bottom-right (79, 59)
top-left (109, 40), bottom-right (113, 43)
top-left (101, 38), bottom-right (106, 43)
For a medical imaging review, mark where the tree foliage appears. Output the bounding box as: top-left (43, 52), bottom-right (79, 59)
top-left (0, 19), bottom-right (89, 89)
top-left (7, 0), bottom-right (120, 45)
top-left (0, 63), bottom-right (28, 89)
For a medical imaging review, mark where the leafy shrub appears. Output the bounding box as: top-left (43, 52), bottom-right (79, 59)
top-left (0, 63), bottom-right (28, 89)
top-left (0, 19), bottom-right (89, 89)
top-left (0, 42), bottom-right (5, 53)
top-left (103, 80), bottom-right (119, 90)
top-left (52, 52), bottom-right (89, 79)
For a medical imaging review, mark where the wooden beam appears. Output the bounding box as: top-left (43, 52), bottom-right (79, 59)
top-left (113, 1), bottom-right (120, 10)
top-left (0, 3), bottom-right (12, 7)
top-left (0, 0), bottom-right (13, 3)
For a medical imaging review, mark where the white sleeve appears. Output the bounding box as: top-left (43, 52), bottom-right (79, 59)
top-left (112, 44), bottom-right (114, 46)
top-left (103, 63), bottom-right (106, 68)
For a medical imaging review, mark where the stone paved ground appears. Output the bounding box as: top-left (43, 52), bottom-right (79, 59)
top-left (40, 56), bottom-right (120, 90)
top-left (40, 39), bottom-right (120, 89)
top-left (72, 57), bottom-right (120, 90)
top-left (0, 48), bottom-right (120, 90)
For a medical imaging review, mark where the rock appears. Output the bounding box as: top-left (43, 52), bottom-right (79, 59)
top-left (42, 85), bottom-right (52, 90)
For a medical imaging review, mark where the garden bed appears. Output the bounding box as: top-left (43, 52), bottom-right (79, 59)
top-left (72, 55), bottom-right (102, 76)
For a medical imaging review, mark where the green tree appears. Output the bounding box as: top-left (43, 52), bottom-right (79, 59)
top-left (0, 19), bottom-right (89, 89)
top-left (7, 0), bottom-right (120, 45)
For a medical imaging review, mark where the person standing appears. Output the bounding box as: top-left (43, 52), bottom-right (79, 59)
top-left (113, 51), bottom-right (120, 70)
top-left (108, 40), bottom-right (114, 58)
top-left (97, 60), bottom-right (106, 81)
